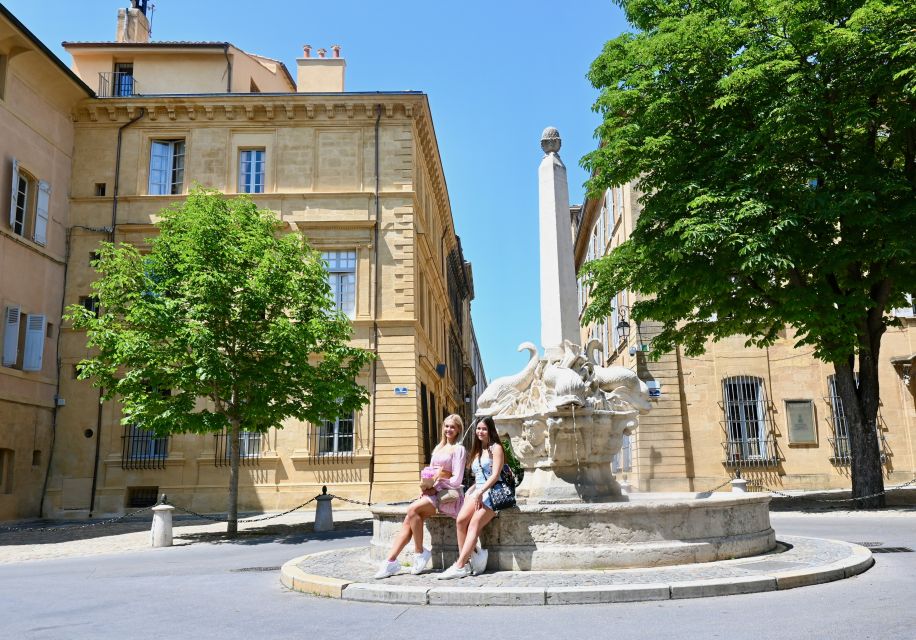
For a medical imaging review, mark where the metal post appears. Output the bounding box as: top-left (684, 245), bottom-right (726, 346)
top-left (314, 485), bottom-right (334, 532)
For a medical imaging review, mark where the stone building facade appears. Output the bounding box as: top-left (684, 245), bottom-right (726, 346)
top-left (1, 3), bottom-right (483, 519)
top-left (574, 183), bottom-right (916, 493)
top-left (0, 5), bottom-right (94, 521)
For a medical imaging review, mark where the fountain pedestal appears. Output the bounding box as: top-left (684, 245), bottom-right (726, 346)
top-left (498, 408), bottom-right (634, 503)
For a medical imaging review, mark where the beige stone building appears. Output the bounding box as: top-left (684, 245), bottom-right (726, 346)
top-left (0, 5), bottom-right (94, 520)
top-left (1, 3), bottom-right (483, 520)
top-left (574, 184), bottom-right (916, 493)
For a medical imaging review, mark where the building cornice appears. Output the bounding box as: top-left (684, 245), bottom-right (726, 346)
top-left (71, 93), bottom-right (426, 124)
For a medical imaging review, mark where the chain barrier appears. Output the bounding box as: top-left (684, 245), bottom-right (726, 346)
top-left (165, 496), bottom-right (320, 523)
top-left (767, 477), bottom-right (916, 504)
top-left (696, 478), bottom-right (735, 495)
top-left (0, 505), bottom-right (155, 534)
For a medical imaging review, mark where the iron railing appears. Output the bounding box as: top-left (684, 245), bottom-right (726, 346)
top-left (98, 71), bottom-right (140, 97)
top-left (214, 430), bottom-right (263, 467)
top-left (308, 414), bottom-right (356, 464)
top-left (121, 425), bottom-right (168, 470)
top-left (828, 433), bottom-right (888, 465)
top-left (720, 375), bottom-right (779, 467)
top-left (722, 435), bottom-right (780, 467)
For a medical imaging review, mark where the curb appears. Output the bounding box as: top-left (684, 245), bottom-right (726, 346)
top-left (279, 538), bottom-right (873, 606)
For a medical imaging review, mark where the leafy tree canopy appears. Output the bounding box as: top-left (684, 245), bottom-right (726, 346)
top-left (68, 187), bottom-right (373, 437)
top-left (581, 0), bottom-right (915, 362)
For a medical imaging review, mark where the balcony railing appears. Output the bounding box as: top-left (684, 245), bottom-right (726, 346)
top-left (722, 435), bottom-right (780, 467)
top-left (98, 72), bottom-right (140, 97)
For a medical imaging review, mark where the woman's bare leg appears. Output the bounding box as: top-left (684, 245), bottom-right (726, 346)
top-left (456, 508), bottom-right (495, 567)
top-left (455, 494), bottom-right (476, 554)
top-left (386, 497), bottom-right (436, 561)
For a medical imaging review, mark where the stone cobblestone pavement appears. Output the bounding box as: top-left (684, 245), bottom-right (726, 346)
top-left (296, 536), bottom-right (851, 587)
top-left (283, 534), bottom-right (874, 605)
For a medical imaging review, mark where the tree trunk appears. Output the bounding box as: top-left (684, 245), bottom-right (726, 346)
top-left (833, 351), bottom-right (885, 509)
top-left (227, 418), bottom-right (241, 535)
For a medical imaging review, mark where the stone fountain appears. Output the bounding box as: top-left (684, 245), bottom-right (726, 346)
top-left (371, 128), bottom-right (775, 571)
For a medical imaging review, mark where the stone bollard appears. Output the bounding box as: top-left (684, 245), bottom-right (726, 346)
top-left (314, 486), bottom-right (333, 532)
top-left (619, 480), bottom-right (632, 496)
top-left (731, 478), bottom-right (748, 493)
top-left (151, 502), bottom-right (175, 547)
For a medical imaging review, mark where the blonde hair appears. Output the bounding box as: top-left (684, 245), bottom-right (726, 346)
top-left (437, 413), bottom-right (464, 449)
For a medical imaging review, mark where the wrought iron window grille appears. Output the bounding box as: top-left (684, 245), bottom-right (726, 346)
top-left (214, 430), bottom-right (263, 467)
top-left (121, 425), bottom-right (168, 470)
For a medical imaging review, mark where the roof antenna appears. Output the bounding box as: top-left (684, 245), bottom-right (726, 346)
top-left (147, 3), bottom-right (156, 38)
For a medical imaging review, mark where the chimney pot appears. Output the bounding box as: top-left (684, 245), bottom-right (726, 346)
top-left (317, 48), bottom-right (327, 58)
top-left (302, 44), bottom-right (311, 58)
top-left (331, 45), bottom-right (341, 58)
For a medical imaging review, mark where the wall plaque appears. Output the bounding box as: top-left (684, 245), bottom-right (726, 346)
top-left (785, 399), bottom-right (817, 444)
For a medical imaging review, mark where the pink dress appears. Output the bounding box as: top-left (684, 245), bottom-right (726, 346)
top-left (421, 444), bottom-right (466, 518)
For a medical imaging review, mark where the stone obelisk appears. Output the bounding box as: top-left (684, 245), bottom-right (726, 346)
top-left (538, 127), bottom-right (580, 361)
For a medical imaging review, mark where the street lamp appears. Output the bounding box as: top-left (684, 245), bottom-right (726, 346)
top-left (616, 316), bottom-right (631, 342)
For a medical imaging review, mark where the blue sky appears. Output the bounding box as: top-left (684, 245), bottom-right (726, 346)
top-left (5, 0), bottom-right (630, 380)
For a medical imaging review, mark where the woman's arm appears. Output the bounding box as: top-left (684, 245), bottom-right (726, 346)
top-left (479, 444), bottom-right (505, 493)
top-left (435, 446), bottom-right (466, 490)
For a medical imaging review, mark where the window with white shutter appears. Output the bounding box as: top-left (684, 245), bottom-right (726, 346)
top-left (33, 180), bottom-right (50, 245)
top-left (148, 140), bottom-right (185, 195)
top-left (2, 305), bottom-right (20, 367)
top-left (22, 314), bottom-right (45, 372)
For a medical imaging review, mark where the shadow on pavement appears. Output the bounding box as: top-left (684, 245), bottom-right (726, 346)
top-left (0, 515), bottom-right (371, 547)
top-left (175, 519), bottom-right (373, 546)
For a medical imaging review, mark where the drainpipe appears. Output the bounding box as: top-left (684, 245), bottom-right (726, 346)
top-left (223, 44), bottom-right (232, 92)
top-left (42, 225), bottom-right (112, 518)
top-left (111, 108), bottom-right (145, 241)
top-left (368, 104), bottom-right (381, 504)
top-left (88, 108), bottom-right (145, 516)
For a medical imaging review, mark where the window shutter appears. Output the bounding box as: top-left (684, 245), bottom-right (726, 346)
top-left (34, 180), bottom-right (50, 245)
top-left (2, 305), bottom-right (20, 366)
top-left (891, 294), bottom-right (915, 318)
top-left (9, 158), bottom-right (19, 229)
top-left (22, 313), bottom-right (45, 371)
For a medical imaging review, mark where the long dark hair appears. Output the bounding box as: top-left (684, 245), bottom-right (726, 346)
top-left (469, 416), bottom-right (501, 465)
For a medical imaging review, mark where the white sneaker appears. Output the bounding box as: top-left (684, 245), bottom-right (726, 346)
top-left (411, 548), bottom-right (432, 575)
top-left (373, 559), bottom-right (401, 579)
top-left (470, 548), bottom-right (488, 575)
top-left (437, 563), bottom-right (471, 580)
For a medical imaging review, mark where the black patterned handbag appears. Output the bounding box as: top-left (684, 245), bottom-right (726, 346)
top-left (488, 463), bottom-right (517, 511)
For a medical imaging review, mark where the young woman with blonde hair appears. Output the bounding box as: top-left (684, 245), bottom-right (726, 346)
top-left (374, 414), bottom-right (467, 578)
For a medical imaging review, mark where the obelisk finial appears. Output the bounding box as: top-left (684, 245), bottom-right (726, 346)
top-left (541, 126), bottom-right (561, 155)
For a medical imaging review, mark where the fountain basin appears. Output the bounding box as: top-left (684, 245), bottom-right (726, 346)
top-left (371, 492), bottom-right (775, 571)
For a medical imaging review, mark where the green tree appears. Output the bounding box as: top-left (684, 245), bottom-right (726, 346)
top-left (68, 188), bottom-right (374, 533)
top-left (582, 0), bottom-right (916, 507)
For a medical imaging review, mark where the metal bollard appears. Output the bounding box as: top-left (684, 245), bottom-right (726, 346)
top-left (151, 498), bottom-right (175, 547)
top-left (314, 485), bottom-right (334, 532)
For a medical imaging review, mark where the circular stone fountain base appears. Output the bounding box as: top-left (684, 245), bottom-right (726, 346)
top-left (370, 492), bottom-right (775, 571)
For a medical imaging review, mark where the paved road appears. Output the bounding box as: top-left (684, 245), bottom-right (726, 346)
top-left (1, 511), bottom-right (914, 640)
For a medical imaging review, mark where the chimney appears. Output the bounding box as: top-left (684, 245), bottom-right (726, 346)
top-left (116, 1), bottom-right (151, 44)
top-left (296, 44), bottom-right (345, 92)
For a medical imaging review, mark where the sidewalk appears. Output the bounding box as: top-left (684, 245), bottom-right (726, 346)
top-left (0, 508), bottom-right (373, 564)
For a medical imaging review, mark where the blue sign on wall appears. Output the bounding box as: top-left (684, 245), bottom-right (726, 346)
top-left (394, 387), bottom-right (409, 396)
